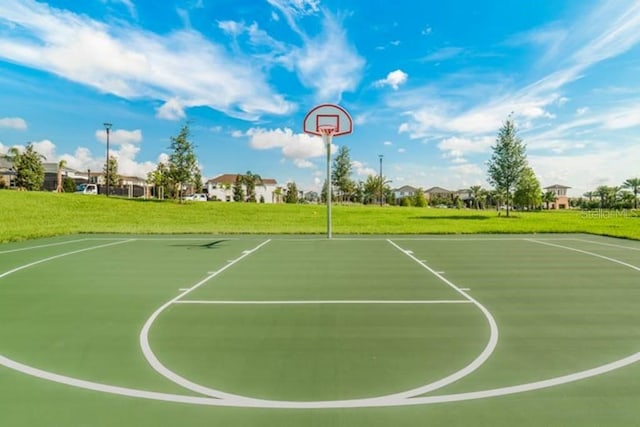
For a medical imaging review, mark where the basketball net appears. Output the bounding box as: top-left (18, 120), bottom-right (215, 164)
top-left (318, 125), bottom-right (337, 137)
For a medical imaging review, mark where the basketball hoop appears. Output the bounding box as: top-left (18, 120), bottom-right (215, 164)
top-left (318, 124), bottom-right (336, 136)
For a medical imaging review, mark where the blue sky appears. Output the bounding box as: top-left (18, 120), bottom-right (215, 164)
top-left (1, 0), bottom-right (640, 196)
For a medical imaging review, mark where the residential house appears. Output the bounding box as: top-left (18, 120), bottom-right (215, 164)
top-left (544, 184), bottom-right (571, 209)
top-left (206, 174), bottom-right (279, 203)
top-left (424, 186), bottom-right (453, 205)
top-left (392, 185), bottom-right (418, 201)
top-left (0, 158), bottom-right (15, 188)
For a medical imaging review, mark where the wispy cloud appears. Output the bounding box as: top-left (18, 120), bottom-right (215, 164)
top-left (0, 0), bottom-right (294, 121)
top-left (420, 47), bottom-right (464, 63)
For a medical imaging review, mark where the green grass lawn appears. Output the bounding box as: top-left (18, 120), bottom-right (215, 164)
top-left (1, 190), bottom-right (639, 242)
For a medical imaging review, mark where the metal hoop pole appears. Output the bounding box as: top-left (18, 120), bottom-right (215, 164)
top-left (324, 133), bottom-right (332, 239)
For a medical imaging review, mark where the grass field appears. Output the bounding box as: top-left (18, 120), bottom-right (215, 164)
top-left (1, 234), bottom-right (639, 426)
top-left (1, 191), bottom-right (639, 242)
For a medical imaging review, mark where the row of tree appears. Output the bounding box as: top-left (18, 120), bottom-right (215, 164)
top-left (579, 179), bottom-right (640, 209)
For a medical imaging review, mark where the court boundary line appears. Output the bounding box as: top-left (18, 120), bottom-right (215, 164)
top-left (527, 239), bottom-right (640, 272)
top-left (0, 238), bottom-right (92, 255)
top-left (174, 299), bottom-right (472, 305)
top-left (569, 238), bottom-right (640, 251)
top-left (0, 239), bottom-right (135, 280)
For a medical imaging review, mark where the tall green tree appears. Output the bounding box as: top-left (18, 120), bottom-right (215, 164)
top-left (622, 177), bottom-right (640, 209)
top-left (233, 175), bottom-right (245, 202)
top-left (241, 171), bottom-right (263, 202)
top-left (167, 124), bottom-right (199, 202)
top-left (284, 181), bottom-right (299, 204)
top-left (487, 118), bottom-right (528, 217)
top-left (331, 146), bottom-right (354, 202)
top-left (513, 167), bottom-right (542, 210)
top-left (14, 144), bottom-right (45, 191)
top-left (104, 155), bottom-right (118, 192)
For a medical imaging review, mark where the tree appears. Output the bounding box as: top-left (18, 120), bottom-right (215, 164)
top-left (103, 155), bottom-right (118, 193)
top-left (284, 182), bottom-right (299, 204)
top-left (56, 159), bottom-right (67, 192)
top-left (513, 167), bottom-right (542, 210)
top-left (542, 190), bottom-right (556, 209)
top-left (595, 185), bottom-right (610, 208)
top-left (469, 185), bottom-right (484, 209)
top-left (413, 188), bottom-right (427, 207)
top-left (622, 177), bottom-right (640, 209)
top-left (241, 171), bottom-right (263, 202)
top-left (167, 124), bottom-right (199, 202)
top-left (363, 174), bottom-right (391, 205)
top-left (14, 144), bottom-right (45, 191)
top-left (147, 162), bottom-right (170, 199)
top-left (232, 175), bottom-right (245, 202)
top-left (331, 146), bottom-right (354, 202)
top-left (487, 118), bottom-right (528, 217)
top-left (63, 176), bottom-right (76, 193)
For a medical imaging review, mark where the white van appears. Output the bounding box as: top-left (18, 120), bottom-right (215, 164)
top-left (76, 183), bottom-right (98, 195)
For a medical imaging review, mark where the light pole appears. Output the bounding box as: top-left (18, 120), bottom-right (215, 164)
top-left (378, 154), bottom-right (384, 206)
top-left (103, 122), bottom-right (112, 197)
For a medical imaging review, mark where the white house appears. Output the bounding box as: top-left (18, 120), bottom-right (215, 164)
top-left (206, 174), bottom-right (280, 203)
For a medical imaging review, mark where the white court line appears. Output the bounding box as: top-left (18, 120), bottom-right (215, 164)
top-left (0, 239), bottom-right (135, 280)
top-left (174, 300), bottom-right (472, 305)
top-left (2, 350), bottom-right (638, 408)
top-left (139, 239), bottom-right (273, 403)
top-left (527, 239), bottom-right (640, 273)
top-left (570, 238), bottom-right (640, 251)
top-left (0, 238), bottom-right (91, 255)
top-left (383, 239), bottom-right (499, 400)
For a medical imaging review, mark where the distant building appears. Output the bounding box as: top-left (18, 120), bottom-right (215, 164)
top-left (392, 185), bottom-right (418, 200)
top-left (424, 186), bottom-right (453, 203)
top-left (206, 174), bottom-right (279, 203)
top-left (544, 184), bottom-right (571, 209)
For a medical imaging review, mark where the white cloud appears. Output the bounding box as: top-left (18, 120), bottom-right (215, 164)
top-left (0, 0), bottom-right (294, 121)
top-left (94, 128), bottom-right (143, 145)
top-left (375, 69), bottom-right (408, 90)
top-left (421, 26), bottom-right (432, 36)
top-left (293, 158), bottom-right (314, 168)
top-left (246, 127), bottom-right (332, 160)
top-left (576, 107), bottom-right (589, 116)
top-left (383, 141), bottom-right (393, 146)
top-left (397, 148), bottom-right (406, 153)
top-left (351, 160), bottom-right (376, 177)
top-left (438, 136), bottom-right (494, 157)
top-left (0, 117), bottom-right (27, 130)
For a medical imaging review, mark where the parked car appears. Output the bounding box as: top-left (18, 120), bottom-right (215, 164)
top-left (75, 183), bottom-right (98, 195)
top-left (185, 193), bottom-right (208, 202)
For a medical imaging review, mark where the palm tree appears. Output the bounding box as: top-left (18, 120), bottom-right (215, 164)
top-left (595, 185), bottom-right (610, 208)
top-left (542, 190), bottom-right (556, 209)
top-left (622, 177), bottom-right (640, 209)
top-left (608, 186), bottom-right (622, 208)
top-left (583, 191), bottom-right (594, 202)
top-left (469, 185), bottom-right (483, 209)
top-left (56, 159), bottom-right (67, 193)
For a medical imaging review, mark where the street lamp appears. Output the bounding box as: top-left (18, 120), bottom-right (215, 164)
top-left (378, 154), bottom-right (384, 206)
top-left (103, 122), bottom-right (112, 197)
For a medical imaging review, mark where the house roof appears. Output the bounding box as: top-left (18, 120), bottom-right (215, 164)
top-left (392, 185), bottom-right (418, 192)
top-left (425, 186), bottom-right (452, 193)
top-left (206, 174), bottom-right (277, 185)
top-left (544, 184), bottom-right (571, 189)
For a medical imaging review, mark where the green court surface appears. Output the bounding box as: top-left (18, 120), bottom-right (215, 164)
top-left (1, 234), bottom-right (639, 426)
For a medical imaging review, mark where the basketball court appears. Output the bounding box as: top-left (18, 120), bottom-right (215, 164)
top-left (1, 234), bottom-right (639, 426)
